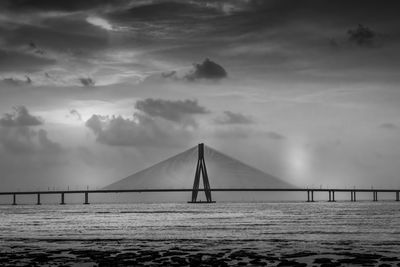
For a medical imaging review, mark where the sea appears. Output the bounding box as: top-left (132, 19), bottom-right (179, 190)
top-left (1, 202), bottom-right (400, 265)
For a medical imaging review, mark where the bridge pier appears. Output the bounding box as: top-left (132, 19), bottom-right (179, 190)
top-left (397, 191), bottom-right (399, 202)
top-left (12, 194), bottom-right (16, 205)
top-left (84, 192), bottom-right (89, 204)
top-left (350, 191), bottom-right (356, 202)
top-left (306, 190), bottom-right (314, 202)
top-left (60, 193), bottom-right (65, 205)
top-left (373, 191), bottom-right (378, 201)
top-left (328, 190), bottom-right (335, 202)
top-left (36, 193), bottom-right (41, 205)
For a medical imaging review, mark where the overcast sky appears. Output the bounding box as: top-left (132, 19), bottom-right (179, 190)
top-left (1, 0), bottom-right (400, 191)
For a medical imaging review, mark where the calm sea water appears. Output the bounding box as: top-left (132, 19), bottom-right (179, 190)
top-left (1, 202), bottom-right (400, 256)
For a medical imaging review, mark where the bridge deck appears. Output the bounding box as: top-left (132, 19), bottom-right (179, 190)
top-left (0, 188), bottom-right (399, 195)
top-left (1, 188), bottom-right (399, 204)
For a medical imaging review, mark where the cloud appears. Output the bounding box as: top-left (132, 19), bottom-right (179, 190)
top-left (161, 70), bottom-right (177, 79)
top-left (85, 113), bottom-right (192, 147)
top-left (0, 127), bottom-right (61, 154)
top-left (0, 106), bottom-right (43, 127)
top-left (1, 76), bottom-right (32, 86)
top-left (108, 1), bottom-right (221, 22)
top-left (79, 77), bottom-right (95, 87)
top-left (0, 107), bottom-right (61, 154)
top-left (86, 16), bottom-right (114, 31)
top-left (157, 59), bottom-right (228, 82)
top-left (0, 49), bottom-right (55, 72)
top-left (1, 0), bottom-right (124, 12)
top-left (69, 109), bottom-right (82, 121)
top-left (36, 129), bottom-right (62, 153)
top-left (135, 98), bottom-right (209, 123)
top-left (28, 41), bottom-right (45, 55)
top-left (347, 24), bottom-right (377, 47)
top-left (84, 98), bottom-right (211, 147)
top-left (215, 111), bottom-right (253, 124)
top-left (266, 131), bottom-right (286, 140)
top-left (380, 123), bottom-right (397, 130)
top-left (185, 58), bottom-right (227, 81)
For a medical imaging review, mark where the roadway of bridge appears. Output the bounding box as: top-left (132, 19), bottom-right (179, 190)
top-left (1, 188), bottom-right (399, 195)
top-left (1, 188), bottom-right (399, 204)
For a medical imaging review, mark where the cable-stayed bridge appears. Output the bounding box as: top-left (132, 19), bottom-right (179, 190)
top-left (1, 143), bottom-right (399, 204)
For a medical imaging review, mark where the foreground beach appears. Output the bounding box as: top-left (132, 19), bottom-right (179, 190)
top-left (1, 239), bottom-right (400, 266)
top-left (1, 202), bottom-right (399, 266)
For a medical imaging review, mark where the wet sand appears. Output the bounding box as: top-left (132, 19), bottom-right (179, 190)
top-left (1, 239), bottom-right (400, 266)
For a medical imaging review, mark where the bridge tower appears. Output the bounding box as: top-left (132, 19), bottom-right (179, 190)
top-left (189, 143), bottom-right (215, 203)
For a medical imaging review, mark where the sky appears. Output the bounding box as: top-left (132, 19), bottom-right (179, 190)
top-left (1, 0), bottom-right (400, 191)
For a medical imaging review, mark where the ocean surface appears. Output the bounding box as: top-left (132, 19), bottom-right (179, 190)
top-left (1, 202), bottom-right (400, 265)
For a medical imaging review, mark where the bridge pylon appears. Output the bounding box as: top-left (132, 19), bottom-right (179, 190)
top-left (188, 143), bottom-right (215, 203)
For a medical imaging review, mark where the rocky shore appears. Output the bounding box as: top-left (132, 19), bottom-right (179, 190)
top-left (1, 239), bottom-right (400, 266)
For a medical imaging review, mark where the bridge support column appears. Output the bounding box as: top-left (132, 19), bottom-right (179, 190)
top-left (307, 190), bottom-right (310, 202)
top-left (84, 192), bottom-right (89, 204)
top-left (396, 191), bottom-right (399, 202)
top-left (328, 190), bottom-right (331, 202)
top-left (332, 191), bottom-right (335, 202)
top-left (36, 193), bottom-right (41, 205)
top-left (350, 191), bottom-right (356, 202)
top-left (60, 193), bottom-right (65, 205)
top-left (373, 191), bottom-right (378, 201)
top-left (12, 194), bottom-right (16, 205)
top-left (311, 190), bottom-right (314, 202)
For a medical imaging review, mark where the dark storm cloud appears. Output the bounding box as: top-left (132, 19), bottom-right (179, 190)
top-left (215, 111), bottom-right (253, 125)
top-left (85, 113), bottom-right (192, 147)
top-left (79, 77), bottom-right (95, 87)
top-left (0, 49), bottom-right (55, 72)
top-left (135, 98), bottom-right (208, 123)
top-left (185, 59), bottom-right (227, 81)
top-left (0, 106), bottom-right (43, 127)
